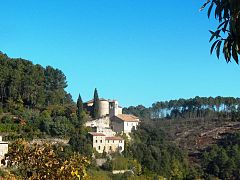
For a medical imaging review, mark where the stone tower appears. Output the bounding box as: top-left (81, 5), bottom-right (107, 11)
top-left (109, 100), bottom-right (119, 118)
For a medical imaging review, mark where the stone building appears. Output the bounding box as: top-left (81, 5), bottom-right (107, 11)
top-left (89, 132), bottom-right (124, 154)
top-left (110, 114), bottom-right (140, 134)
top-left (85, 97), bottom-right (139, 154)
top-left (85, 116), bottom-right (110, 128)
top-left (84, 98), bottom-right (123, 118)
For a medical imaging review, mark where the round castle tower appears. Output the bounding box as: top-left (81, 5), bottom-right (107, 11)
top-left (99, 99), bottom-right (109, 117)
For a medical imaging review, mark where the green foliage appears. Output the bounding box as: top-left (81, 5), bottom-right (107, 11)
top-left (0, 168), bottom-right (7, 178)
top-left (112, 171), bottom-right (134, 180)
top-left (202, 132), bottom-right (240, 179)
top-left (93, 88), bottom-right (100, 119)
top-left (0, 52), bottom-right (72, 109)
top-left (77, 94), bottom-right (83, 120)
top-left (88, 169), bottom-right (111, 180)
top-left (101, 158), bottom-right (113, 171)
top-left (123, 105), bottom-right (151, 120)
top-left (201, 0), bottom-right (240, 63)
top-left (112, 156), bottom-right (129, 170)
top-left (125, 96), bottom-right (240, 121)
top-left (49, 116), bottom-right (75, 137)
top-left (76, 93), bottom-right (88, 128)
top-left (125, 123), bottom-right (189, 178)
top-left (1, 115), bottom-right (12, 123)
top-left (4, 139), bottom-right (90, 179)
top-left (0, 103), bottom-right (87, 140)
top-left (68, 131), bottom-right (93, 157)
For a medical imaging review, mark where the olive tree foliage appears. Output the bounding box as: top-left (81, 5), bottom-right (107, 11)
top-left (200, 0), bottom-right (240, 63)
top-left (3, 139), bottom-right (90, 180)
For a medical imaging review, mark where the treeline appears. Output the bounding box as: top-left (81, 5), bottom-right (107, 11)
top-left (0, 52), bottom-right (72, 110)
top-left (124, 96), bottom-right (240, 120)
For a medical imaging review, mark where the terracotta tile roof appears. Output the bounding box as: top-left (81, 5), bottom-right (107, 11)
top-left (85, 98), bottom-right (108, 104)
top-left (116, 114), bottom-right (139, 122)
top-left (89, 132), bottom-right (106, 136)
top-left (105, 136), bottom-right (124, 141)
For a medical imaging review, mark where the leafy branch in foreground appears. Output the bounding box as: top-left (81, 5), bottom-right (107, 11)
top-left (200, 0), bottom-right (240, 63)
top-left (3, 139), bottom-right (90, 179)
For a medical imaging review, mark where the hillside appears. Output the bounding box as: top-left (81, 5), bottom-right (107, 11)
top-left (0, 52), bottom-right (83, 141)
top-left (0, 52), bottom-right (72, 109)
top-left (1, 52), bottom-right (240, 179)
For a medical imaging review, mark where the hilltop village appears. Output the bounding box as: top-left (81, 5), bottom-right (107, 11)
top-left (2, 53), bottom-right (240, 179)
top-left (84, 97), bottom-right (140, 154)
top-left (0, 89), bottom-right (140, 169)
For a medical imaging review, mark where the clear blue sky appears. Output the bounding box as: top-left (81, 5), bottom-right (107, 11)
top-left (1, 0), bottom-right (240, 107)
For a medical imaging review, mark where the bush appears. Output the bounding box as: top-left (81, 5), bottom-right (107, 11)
top-left (101, 158), bottom-right (112, 171)
top-left (1, 115), bottom-right (12, 123)
top-left (88, 170), bottom-right (111, 180)
top-left (112, 156), bottom-right (129, 170)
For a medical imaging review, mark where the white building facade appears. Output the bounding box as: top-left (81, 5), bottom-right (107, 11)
top-left (89, 132), bottom-right (124, 154)
top-left (0, 136), bottom-right (8, 164)
top-left (110, 114), bottom-right (140, 134)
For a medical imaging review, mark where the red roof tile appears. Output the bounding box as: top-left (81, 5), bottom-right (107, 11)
top-left (105, 136), bottom-right (123, 141)
top-left (85, 98), bottom-right (108, 104)
top-left (116, 114), bottom-right (139, 122)
top-left (89, 132), bottom-right (105, 136)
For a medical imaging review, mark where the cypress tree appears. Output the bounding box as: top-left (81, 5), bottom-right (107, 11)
top-left (93, 88), bottom-right (100, 119)
top-left (77, 94), bottom-right (83, 120)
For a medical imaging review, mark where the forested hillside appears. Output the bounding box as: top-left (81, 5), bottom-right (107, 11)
top-left (123, 97), bottom-right (240, 179)
top-left (0, 52), bottom-right (72, 109)
top-left (0, 52), bottom-right (85, 140)
top-left (1, 52), bottom-right (240, 179)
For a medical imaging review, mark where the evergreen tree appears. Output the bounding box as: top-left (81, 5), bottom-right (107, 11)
top-left (77, 94), bottom-right (83, 120)
top-left (76, 93), bottom-right (85, 127)
top-left (93, 88), bottom-right (100, 119)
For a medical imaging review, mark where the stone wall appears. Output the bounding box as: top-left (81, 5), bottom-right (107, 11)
top-left (85, 116), bottom-right (110, 128)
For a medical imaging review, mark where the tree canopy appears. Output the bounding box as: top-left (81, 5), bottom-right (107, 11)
top-left (201, 0), bottom-right (240, 63)
top-left (124, 123), bottom-right (190, 179)
top-left (0, 53), bottom-right (84, 140)
top-left (202, 132), bottom-right (240, 179)
top-left (0, 52), bottom-right (72, 109)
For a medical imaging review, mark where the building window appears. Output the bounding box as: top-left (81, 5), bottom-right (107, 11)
top-left (98, 146), bottom-right (101, 150)
top-left (113, 140), bottom-right (114, 143)
top-left (96, 140), bottom-right (97, 143)
top-left (109, 146), bottom-right (112, 150)
top-left (100, 140), bottom-right (102, 143)
top-left (108, 140), bottom-right (109, 143)
top-left (119, 140), bottom-right (122, 143)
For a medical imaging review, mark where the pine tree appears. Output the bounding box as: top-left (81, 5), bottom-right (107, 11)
top-left (93, 88), bottom-right (100, 119)
top-left (77, 94), bottom-right (83, 122)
